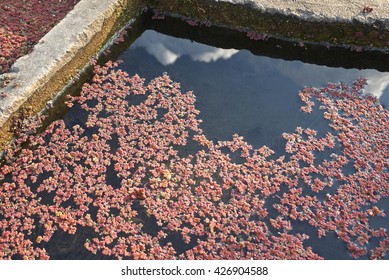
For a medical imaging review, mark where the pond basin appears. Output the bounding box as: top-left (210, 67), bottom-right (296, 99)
top-left (0, 12), bottom-right (388, 260)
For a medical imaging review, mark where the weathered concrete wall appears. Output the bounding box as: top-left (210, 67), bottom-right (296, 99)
top-left (0, 0), bottom-right (145, 149)
top-left (147, 0), bottom-right (388, 48)
top-left (214, 0), bottom-right (389, 29)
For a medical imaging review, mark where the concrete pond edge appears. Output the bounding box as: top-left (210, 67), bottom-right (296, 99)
top-left (0, 0), bottom-right (388, 151)
top-left (212, 0), bottom-right (389, 29)
top-left (0, 0), bottom-right (145, 149)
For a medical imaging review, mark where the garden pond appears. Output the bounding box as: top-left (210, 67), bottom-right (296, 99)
top-left (0, 12), bottom-right (388, 260)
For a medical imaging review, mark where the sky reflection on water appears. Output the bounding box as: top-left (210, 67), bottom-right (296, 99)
top-left (1, 27), bottom-right (387, 260)
top-left (117, 32), bottom-right (389, 259)
top-left (130, 31), bottom-right (389, 104)
top-left (120, 30), bottom-right (389, 152)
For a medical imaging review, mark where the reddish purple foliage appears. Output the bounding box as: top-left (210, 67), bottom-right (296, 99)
top-left (246, 30), bottom-right (268, 41)
top-left (152, 10), bottom-right (165, 20)
top-left (0, 0), bottom-right (80, 74)
top-left (0, 61), bottom-right (388, 260)
top-left (0, 28), bottom-right (27, 74)
top-left (362, 6), bottom-right (374, 14)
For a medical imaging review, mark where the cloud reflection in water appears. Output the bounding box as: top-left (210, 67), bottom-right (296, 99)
top-left (131, 30), bottom-right (239, 65)
top-left (131, 30), bottom-right (389, 107)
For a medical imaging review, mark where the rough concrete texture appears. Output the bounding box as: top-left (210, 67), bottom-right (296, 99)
top-left (0, 0), bottom-right (128, 129)
top-left (215, 0), bottom-right (389, 29)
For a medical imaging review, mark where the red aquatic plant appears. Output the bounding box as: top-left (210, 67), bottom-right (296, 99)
top-left (362, 6), bottom-right (374, 14)
top-left (0, 0), bottom-right (80, 74)
top-left (0, 61), bottom-right (387, 260)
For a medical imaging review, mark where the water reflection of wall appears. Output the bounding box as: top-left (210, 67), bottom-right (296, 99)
top-left (121, 30), bottom-right (389, 150)
top-left (116, 29), bottom-right (389, 260)
top-left (131, 30), bottom-right (389, 108)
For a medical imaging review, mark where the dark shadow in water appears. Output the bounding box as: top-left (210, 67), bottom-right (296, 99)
top-left (144, 11), bottom-right (389, 72)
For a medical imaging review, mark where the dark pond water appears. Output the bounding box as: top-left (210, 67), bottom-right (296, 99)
top-left (119, 29), bottom-right (389, 152)
top-left (2, 13), bottom-right (388, 260)
top-left (112, 28), bottom-right (389, 260)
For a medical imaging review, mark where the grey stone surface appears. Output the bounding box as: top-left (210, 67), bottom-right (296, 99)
top-left (215, 0), bottom-right (389, 29)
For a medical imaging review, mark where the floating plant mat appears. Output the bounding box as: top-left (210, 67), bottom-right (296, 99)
top-left (0, 15), bottom-right (388, 260)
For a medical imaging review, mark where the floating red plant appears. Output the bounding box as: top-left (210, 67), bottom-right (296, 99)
top-left (0, 0), bottom-right (80, 74)
top-left (0, 60), bottom-right (387, 260)
top-left (362, 6), bottom-right (374, 14)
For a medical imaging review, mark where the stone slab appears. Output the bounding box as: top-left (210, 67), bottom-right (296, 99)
top-left (0, 0), bottom-right (129, 129)
top-left (214, 0), bottom-right (389, 29)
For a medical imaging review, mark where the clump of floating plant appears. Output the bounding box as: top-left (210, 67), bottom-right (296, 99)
top-left (283, 78), bottom-right (389, 259)
top-left (0, 60), bottom-right (387, 260)
top-left (0, 0), bottom-right (80, 74)
top-left (0, 28), bottom-right (27, 74)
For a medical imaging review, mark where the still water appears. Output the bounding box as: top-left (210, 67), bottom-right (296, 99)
top-left (60, 25), bottom-right (389, 259)
top-left (2, 15), bottom-right (389, 259)
top-left (112, 29), bottom-right (389, 259)
top-left (118, 29), bottom-right (389, 152)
